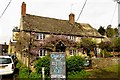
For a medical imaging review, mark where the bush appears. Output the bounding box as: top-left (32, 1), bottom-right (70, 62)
top-left (35, 55), bottom-right (85, 78)
top-left (16, 55), bottom-right (85, 78)
top-left (66, 55), bottom-right (85, 75)
top-left (101, 49), bottom-right (112, 58)
top-left (29, 72), bottom-right (41, 78)
top-left (16, 60), bottom-right (22, 69)
top-left (18, 65), bottom-right (41, 78)
top-left (16, 61), bottom-right (41, 78)
top-left (35, 55), bottom-right (50, 77)
top-left (18, 66), bottom-right (29, 78)
top-left (99, 41), bottom-right (112, 52)
top-left (68, 70), bottom-right (91, 79)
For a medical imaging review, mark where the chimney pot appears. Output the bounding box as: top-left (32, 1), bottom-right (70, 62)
top-left (69, 13), bottom-right (75, 24)
top-left (21, 2), bottom-right (26, 16)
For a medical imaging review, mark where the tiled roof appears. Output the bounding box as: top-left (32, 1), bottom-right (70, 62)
top-left (21, 14), bottom-right (103, 38)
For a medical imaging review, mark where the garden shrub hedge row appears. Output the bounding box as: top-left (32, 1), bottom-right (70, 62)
top-left (35, 55), bottom-right (85, 77)
top-left (16, 55), bottom-right (85, 78)
top-left (16, 61), bottom-right (41, 78)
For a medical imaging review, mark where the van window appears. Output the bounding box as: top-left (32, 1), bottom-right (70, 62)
top-left (0, 58), bottom-right (12, 64)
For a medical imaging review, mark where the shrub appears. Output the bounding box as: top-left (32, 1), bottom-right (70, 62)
top-left (99, 41), bottom-right (112, 52)
top-left (66, 55), bottom-right (85, 75)
top-left (16, 61), bottom-right (41, 78)
top-left (68, 70), bottom-right (91, 79)
top-left (35, 55), bottom-right (85, 78)
top-left (18, 65), bottom-right (29, 78)
top-left (16, 60), bottom-right (22, 69)
top-left (29, 72), bottom-right (41, 78)
top-left (16, 55), bottom-right (85, 78)
top-left (100, 49), bottom-right (113, 58)
top-left (35, 55), bottom-right (50, 77)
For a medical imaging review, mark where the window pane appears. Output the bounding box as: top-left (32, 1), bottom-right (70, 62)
top-left (39, 50), bottom-right (46, 57)
top-left (0, 58), bottom-right (12, 64)
top-left (37, 34), bottom-right (45, 40)
top-left (39, 50), bottom-right (42, 56)
top-left (36, 35), bottom-right (39, 39)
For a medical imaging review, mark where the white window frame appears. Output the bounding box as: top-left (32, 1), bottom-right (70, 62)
top-left (39, 49), bottom-right (47, 58)
top-left (67, 36), bottom-right (76, 41)
top-left (70, 49), bottom-right (76, 56)
top-left (36, 33), bottom-right (45, 40)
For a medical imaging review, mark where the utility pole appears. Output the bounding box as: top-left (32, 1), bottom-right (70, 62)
top-left (114, 0), bottom-right (120, 37)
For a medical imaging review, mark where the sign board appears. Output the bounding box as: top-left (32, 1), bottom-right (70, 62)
top-left (50, 52), bottom-right (66, 79)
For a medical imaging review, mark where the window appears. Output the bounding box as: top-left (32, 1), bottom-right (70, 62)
top-left (0, 58), bottom-right (12, 64)
top-left (67, 36), bottom-right (76, 41)
top-left (70, 49), bottom-right (76, 56)
top-left (39, 49), bottom-right (47, 57)
top-left (2, 49), bottom-right (5, 51)
top-left (36, 33), bottom-right (45, 40)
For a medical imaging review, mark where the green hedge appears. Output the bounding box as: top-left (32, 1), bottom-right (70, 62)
top-left (16, 61), bottom-right (41, 78)
top-left (16, 55), bottom-right (85, 78)
top-left (35, 55), bottom-right (85, 77)
top-left (66, 56), bottom-right (85, 75)
top-left (35, 55), bottom-right (50, 77)
top-left (100, 49), bottom-right (112, 58)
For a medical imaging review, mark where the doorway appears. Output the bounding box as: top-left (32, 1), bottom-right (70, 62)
top-left (55, 41), bottom-right (66, 52)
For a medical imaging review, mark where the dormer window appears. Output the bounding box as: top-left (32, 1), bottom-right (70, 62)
top-left (36, 33), bottom-right (45, 40)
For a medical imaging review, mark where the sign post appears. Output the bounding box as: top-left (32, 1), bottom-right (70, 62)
top-left (42, 67), bottom-right (45, 80)
top-left (50, 52), bottom-right (66, 79)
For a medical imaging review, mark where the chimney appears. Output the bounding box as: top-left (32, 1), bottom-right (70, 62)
top-left (21, 2), bottom-right (26, 16)
top-left (69, 13), bottom-right (75, 24)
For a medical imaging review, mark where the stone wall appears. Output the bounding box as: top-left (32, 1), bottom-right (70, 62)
top-left (92, 58), bottom-right (120, 69)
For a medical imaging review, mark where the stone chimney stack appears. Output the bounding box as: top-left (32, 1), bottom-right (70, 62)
top-left (21, 2), bottom-right (26, 16)
top-left (69, 13), bottom-right (75, 24)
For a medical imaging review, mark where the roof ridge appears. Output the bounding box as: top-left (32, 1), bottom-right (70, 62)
top-left (26, 14), bottom-right (69, 22)
top-left (25, 14), bottom-right (90, 25)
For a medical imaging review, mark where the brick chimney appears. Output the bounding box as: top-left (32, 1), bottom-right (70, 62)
top-left (69, 13), bottom-right (75, 24)
top-left (21, 2), bottom-right (26, 16)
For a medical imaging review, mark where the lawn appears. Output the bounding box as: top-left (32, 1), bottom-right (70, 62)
top-left (88, 64), bottom-right (120, 78)
top-left (68, 63), bottom-right (120, 79)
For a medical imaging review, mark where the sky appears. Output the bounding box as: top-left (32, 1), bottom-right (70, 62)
top-left (0, 0), bottom-right (118, 44)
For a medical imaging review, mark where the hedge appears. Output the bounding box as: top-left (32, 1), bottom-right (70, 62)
top-left (35, 55), bottom-right (85, 77)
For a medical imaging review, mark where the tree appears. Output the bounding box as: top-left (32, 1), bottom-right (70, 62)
top-left (106, 25), bottom-right (115, 38)
top-left (80, 37), bottom-right (96, 51)
top-left (112, 38), bottom-right (120, 51)
top-left (98, 26), bottom-right (106, 36)
top-left (114, 28), bottom-right (119, 37)
top-left (99, 41), bottom-right (112, 52)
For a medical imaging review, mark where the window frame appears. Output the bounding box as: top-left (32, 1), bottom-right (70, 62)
top-left (67, 36), bottom-right (76, 41)
top-left (36, 33), bottom-right (45, 40)
top-left (69, 49), bottom-right (77, 56)
top-left (38, 49), bottom-right (47, 58)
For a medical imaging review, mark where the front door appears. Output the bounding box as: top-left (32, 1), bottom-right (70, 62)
top-left (55, 41), bottom-right (66, 52)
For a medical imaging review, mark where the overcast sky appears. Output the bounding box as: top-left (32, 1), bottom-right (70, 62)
top-left (0, 0), bottom-right (118, 44)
